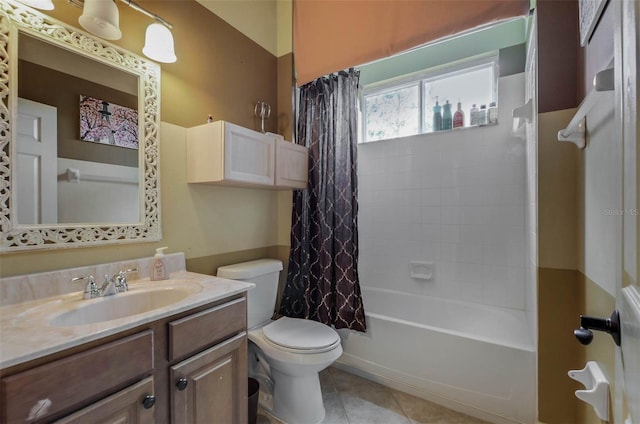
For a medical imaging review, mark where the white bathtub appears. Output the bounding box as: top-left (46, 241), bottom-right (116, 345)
top-left (336, 287), bottom-right (536, 424)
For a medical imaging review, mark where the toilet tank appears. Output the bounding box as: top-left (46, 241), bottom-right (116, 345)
top-left (217, 259), bottom-right (283, 329)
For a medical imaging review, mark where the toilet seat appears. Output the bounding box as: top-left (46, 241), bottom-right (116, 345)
top-left (262, 317), bottom-right (340, 354)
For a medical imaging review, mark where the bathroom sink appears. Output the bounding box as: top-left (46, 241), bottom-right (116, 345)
top-left (49, 284), bottom-right (198, 327)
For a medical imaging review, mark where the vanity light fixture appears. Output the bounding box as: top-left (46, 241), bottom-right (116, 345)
top-left (79, 0), bottom-right (122, 40)
top-left (15, 0), bottom-right (54, 10)
top-left (69, 0), bottom-right (177, 63)
top-left (142, 23), bottom-right (177, 64)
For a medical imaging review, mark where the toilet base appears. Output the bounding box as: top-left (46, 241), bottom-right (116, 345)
top-left (271, 368), bottom-right (326, 424)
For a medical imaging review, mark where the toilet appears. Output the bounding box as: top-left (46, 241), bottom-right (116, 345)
top-left (217, 259), bottom-right (342, 424)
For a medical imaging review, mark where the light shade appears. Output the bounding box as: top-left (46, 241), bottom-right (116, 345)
top-left (79, 0), bottom-right (122, 41)
top-left (17, 0), bottom-right (54, 10)
top-left (142, 23), bottom-right (177, 63)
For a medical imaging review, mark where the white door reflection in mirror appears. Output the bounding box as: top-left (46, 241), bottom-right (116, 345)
top-left (17, 98), bottom-right (57, 225)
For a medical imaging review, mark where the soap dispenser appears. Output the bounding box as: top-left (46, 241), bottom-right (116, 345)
top-left (151, 247), bottom-right (169, 281)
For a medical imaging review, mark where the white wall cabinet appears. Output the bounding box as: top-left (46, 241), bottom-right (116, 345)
top-left (187, 121), bottom-right (308, 190)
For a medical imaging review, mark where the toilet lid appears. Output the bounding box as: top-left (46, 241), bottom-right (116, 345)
top-left (262, 317), bottom-right (339, 350)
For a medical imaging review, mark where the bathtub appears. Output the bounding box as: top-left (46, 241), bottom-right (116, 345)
top-left (336, 287), bottom-right (536, 424)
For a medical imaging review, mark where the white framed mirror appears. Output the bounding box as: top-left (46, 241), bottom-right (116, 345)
top-left (0, 0), bottom-right (161, 252)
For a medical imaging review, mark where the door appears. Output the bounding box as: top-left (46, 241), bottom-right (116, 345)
top-left (170, 333), bottom-right (247, 424)
top-left (614, 0), bottom-right (640, 422)
top-left (16, 98), bottom-right (57, 224)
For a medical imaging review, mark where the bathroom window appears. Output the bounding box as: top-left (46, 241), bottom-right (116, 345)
top-left (360, 54), bottom-right (498, 143)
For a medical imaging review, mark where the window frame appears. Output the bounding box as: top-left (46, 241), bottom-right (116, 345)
top-left (360, 52), bottom-right (499, 143)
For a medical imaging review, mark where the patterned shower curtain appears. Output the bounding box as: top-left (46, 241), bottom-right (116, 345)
top-left (278, 69), bottom-right (366, 332)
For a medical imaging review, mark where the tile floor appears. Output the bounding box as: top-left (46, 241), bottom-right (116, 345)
top-left (257, 367), bottom-right (490, 424)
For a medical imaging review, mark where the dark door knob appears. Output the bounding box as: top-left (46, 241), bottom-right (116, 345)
top-left (573, 327), bottom-right (594, 345)
top-left (574, 310), bottom-right (621, 346)
top-left (142, 394), bottom-right (156, 409)
top-left (176, 377), bottom-right (189, 391)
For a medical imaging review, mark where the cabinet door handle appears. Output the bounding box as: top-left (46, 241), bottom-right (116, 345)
top-left (176, 377), bottom-right (189, 391)
top-left (142, 394), bottom-right (156, 409)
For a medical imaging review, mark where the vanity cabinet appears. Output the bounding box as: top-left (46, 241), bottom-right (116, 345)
top-left (0, 294), bottom-right (248, 424)
top-left (187, 120), bottom-right (308, 189)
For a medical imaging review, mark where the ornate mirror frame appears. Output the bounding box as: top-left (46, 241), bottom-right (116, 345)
top-left (0, 0), bottom-right (161, 252)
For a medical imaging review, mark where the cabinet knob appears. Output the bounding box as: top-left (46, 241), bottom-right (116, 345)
top-left (176, 377), bottom-right (189, 391)
top-left (142, 394), bottom-right (156, 409)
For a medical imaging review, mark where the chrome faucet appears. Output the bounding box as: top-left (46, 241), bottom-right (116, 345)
top-left (112, 268), bottom-right (138, 293)
top-left (72, 268), bottom-right (138, 299)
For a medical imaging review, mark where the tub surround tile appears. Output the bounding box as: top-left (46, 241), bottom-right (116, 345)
top-left (357, 74), bottom-right (528, 312)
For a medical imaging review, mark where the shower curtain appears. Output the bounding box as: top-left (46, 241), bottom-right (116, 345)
top-left (279, 69), bottom-right (366, 332)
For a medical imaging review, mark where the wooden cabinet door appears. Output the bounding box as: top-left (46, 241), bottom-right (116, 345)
top-left (55, 377), bottom-right (155, 424)
top-left (170, 333), bottom-right (247, 424)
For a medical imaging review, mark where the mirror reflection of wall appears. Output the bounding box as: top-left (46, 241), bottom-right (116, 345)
top-left (17, 32), bottom-right (141, 225)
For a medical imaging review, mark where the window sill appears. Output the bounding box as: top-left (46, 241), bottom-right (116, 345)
top-left (361, 120), bottom-right (499, 144)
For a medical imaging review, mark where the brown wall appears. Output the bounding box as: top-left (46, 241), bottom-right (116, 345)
top-left (538, 268), bottom-right (581, 424)
top-left (536, 0), bottom-right (579, 113)
top-left (277, 54), bottom-right (294, 141)
top-left (19, 60), bottom-right (138, 167)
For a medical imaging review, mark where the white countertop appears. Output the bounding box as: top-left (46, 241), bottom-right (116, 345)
top-left (0, 271), bottom-right (253, 369)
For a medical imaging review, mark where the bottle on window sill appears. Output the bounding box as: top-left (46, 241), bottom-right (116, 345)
top-left (488, 102), bottom-right (498, 125)
top-left (453, 101), bottom-right (464, 129)
top-left (478, 104), bottom-right (488, 126)
top-left (470, 104), bottom-right (478, 126)
top-left (442, 100), bottom-right (452, 130)
top-left (433, 97), bottom-right (442, 132)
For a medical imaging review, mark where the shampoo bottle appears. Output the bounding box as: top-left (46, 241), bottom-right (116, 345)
top-left (453, 101), bottom-right (464, 128)
top-left (442, 100), bottom-right (452, 130)
top-left (151, 247), bottom-right (169, 281)
top-left (432, 97), bottom-right (442, 132)
top-left (470, 104), bottom-right (478, 126)
top-left (478, 104), bottom-right (488, 126)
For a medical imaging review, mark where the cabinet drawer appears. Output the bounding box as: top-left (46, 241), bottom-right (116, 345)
top-left (55, 377), bottom-right (155, 424)
top-left (1, 330), bottom-right (153, 423)
top-left (168, 297), bottom-right (246, 361)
